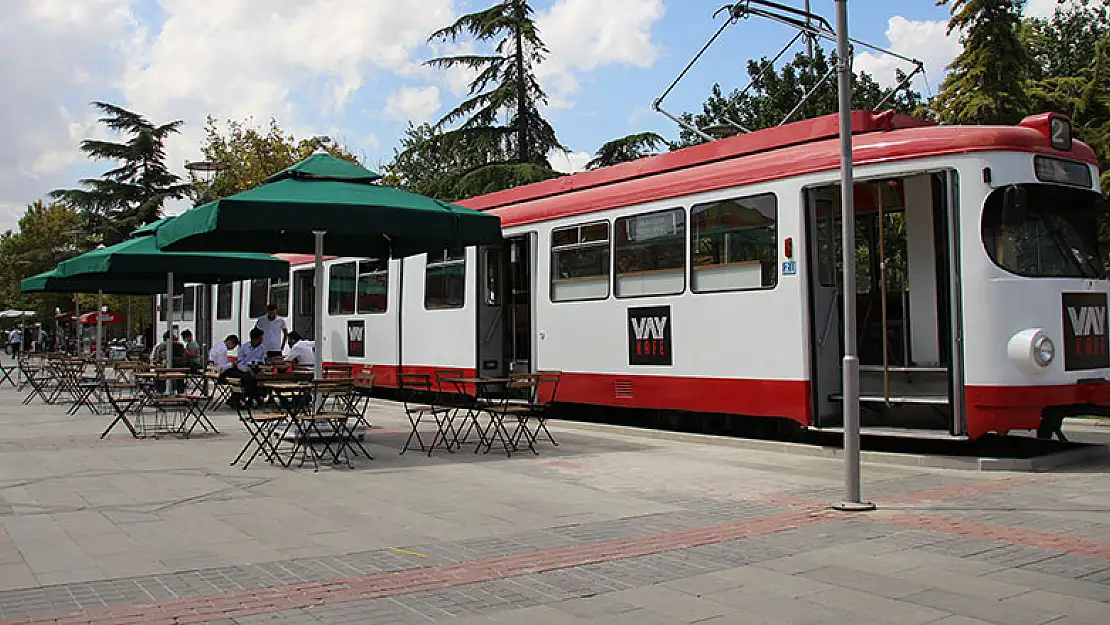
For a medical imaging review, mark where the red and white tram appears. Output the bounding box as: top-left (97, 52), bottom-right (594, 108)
top-left (160, 110), bottom-right (1108, 439)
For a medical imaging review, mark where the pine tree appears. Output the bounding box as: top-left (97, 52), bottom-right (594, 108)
top-left (933, 0), bottom-right (1029, 125)
top-left (422, 0), bottom-right (564, 191)
top-left (587, 132), bottom-right (666, 170)
top-left (50, 102), bottom-right (190, 245)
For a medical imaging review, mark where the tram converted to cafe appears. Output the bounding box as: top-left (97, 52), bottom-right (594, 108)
top-left (159, 110), bottom-right (1108, 440)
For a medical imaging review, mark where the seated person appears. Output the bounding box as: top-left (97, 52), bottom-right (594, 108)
top-left (181, 329), bottom-right (203, 373)
top-left (150, 331), bottom-right (186, 393)
top-left (283, 331), bottom-right (315, 367)
top-left (209, 334), bottom-right (238, 374)
top-left (224, 329), bottom-right (267, 407)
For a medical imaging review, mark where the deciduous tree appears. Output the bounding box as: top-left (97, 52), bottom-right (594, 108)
top-left (198, 117), bottom-right (362, 202)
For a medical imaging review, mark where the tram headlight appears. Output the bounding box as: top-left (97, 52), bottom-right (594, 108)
top-left (1033, 335), bottom-right (1055, 367)
top-left (1008, 329), bottom-right (1055, 374)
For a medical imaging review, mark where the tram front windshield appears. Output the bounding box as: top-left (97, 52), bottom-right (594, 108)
top-left (982, 184), bottom-right (1108, 280)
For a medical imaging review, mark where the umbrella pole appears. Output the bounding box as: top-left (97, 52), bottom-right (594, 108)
top-left (167, 272), bottom-right (174, 371)
top-left (313, 231), bottom-right (325, 380)
top-left (96, 290), bottom-right (103, 362)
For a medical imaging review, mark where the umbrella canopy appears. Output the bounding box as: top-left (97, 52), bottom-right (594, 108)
top-left (131, 216), bottom-right (173, 237)
top-left (54, 235), bottom-right (288, 282)
top-left (0, 310), bottom-right (36, 319)
top-left (154, 153), bottom-right (503, 258)
top-left (78, 311), bottom-right (122, 325)
top-left (21, 268), bottom-right (181, 296)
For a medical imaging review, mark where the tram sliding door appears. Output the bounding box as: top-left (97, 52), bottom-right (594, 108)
top-left (806, 173), bottom-right (959, 434)
top-left (476, 235), bottom-right (534, 378)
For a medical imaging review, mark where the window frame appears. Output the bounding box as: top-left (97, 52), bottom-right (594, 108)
top-left (689, 192), bottom-right (780, 294)
top-left (268, 277), bottom-right (290, 317)
top-left (328, 261), bottom-right (357, 316)
top-left (549, 220), bottom-right (612, 303)
top-left (248, 279), bottom-right (269, 318)
top-left (216, 283), bottom-right (233, 320)
top-left (613, 207), bottom-right (687, 300)
top-left (424, 248), bottom-right (467, 310)
top-left (356, 258), bottom-right (389, 314)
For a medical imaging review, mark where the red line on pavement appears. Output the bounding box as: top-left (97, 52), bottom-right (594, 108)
top-left (0, 509), bottom-right (833, 625)
top-left (875, 512), bottom-right (1110, 560)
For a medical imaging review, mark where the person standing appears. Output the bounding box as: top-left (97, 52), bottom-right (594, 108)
top-left (255, 303), bottom-right (288, 360)
top-left (8, 327), bottom-right (22, 356)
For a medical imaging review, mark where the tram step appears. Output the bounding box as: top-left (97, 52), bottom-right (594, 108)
top-left (858, 365), bottom-right (948, 374)
top-left (810, 425), bottom-right (967, 440)
top-left (830, 393), bottom-right (950, 405)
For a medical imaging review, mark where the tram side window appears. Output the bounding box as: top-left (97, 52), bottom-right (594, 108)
top-left (249, 279), bottom-right (269, 317)
top-left (615, 208), bottom-right (686, 298)
top-left (181, 287), bottom-right (195, 322)
top-left (691, 193), bottom-right (778, 292)
top-left (269, 278), bottom-right (290, 316)
top-left (551, 222), bottom-right (611, 302)
top-left (329, 262), bottom-right (356, 315)
top-left (216, 283), bottom-right (233, 320)
top-left (426, 248), bottom-right (466, 310)
top-left (357, 258), bottom-right (388, 314)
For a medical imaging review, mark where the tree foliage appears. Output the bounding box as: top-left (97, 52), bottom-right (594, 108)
top-left (1023, 0), bottom-right (1110, 194)
top-left (0, 201), bottom-right (130, 322)
top-left (198, 117), bottom-right (362, 202)
top-left (587, 132), bottom-right (667, 170)
top-left (933, 0), bottom-right (1030, 125)
top-left (673, 46), bottom-right (923, 148)
top-left (49, 101), bottom-right (190, 245)
top-left (391, 0), bottom-right (565, 200)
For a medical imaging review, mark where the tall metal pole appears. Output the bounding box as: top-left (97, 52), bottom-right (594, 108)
top-left (313, 231), bottom-right (325, 380)
top-left (166, 272), bottom-right (174, 370)
top-left (804, 0), bottom-right (814, 58)
top-left (96, 290), bottom-right (103, 362)
top-left (833, 0), bottom-right (873, 511)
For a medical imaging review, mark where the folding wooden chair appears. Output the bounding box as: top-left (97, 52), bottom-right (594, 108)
top-left (203, 365), bottom-right (232, 411)
top-left (228, 378), bottom-right (290, 469)
top-left (100, 377), bottom-right (144, 439)
top-left (350, 370), bottom-right (376, 428)
top-left (483, 376), bottom-right (538, 456)
top-left (397, 372), bottom-right (434, 455)
top-left (528, 370), bottom-right (562, 447)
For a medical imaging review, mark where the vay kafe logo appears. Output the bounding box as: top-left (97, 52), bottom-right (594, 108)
top-left (1062, 292), bottom-right (1109, 371)
top-left (347, 320), bottom-right (365, 358)
top-left (628, 306), bottom-right (672, 366)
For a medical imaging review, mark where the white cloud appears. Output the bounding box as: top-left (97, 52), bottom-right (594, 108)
top-left (853, 16), bottom-right (960, 95)
top-left (1024, 0), bottom-right (1078, 19)
top-left (0, 0), bottom-right (139, 230)
top-left (385, 86), bottom-right (442, 123)
top-left (550, 150), bottom-right (591, 174)
top-left (119, 0), bottom-right (457, 177)
top-left (535, 0), bottom-right (666, 108)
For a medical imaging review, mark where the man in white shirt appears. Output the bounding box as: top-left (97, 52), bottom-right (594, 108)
top-left (208, 335), bottom-right (238, 372)
top-left (283, 331), bottom-right (315, 366)
top-left (255, 303), bottom-right (288, 359)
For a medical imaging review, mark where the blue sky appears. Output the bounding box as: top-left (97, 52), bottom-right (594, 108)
top-left (0, 0), bottom-right (1066, 230)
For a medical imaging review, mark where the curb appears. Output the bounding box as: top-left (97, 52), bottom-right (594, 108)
top-left (555, 420), bottom-right (1110, 472)
top-left (1065, 417), bottom-right (1110, 428)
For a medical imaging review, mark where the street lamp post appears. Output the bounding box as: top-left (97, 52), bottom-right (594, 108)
top-left (832, 0), bottom-right (874, 512)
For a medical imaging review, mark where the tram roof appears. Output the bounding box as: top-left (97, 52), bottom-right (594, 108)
top-left (459, 110), bottom-right (1098, 228)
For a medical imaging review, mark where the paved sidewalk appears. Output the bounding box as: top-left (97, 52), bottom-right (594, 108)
top-left (0, 371), bottom-right (1107, 624)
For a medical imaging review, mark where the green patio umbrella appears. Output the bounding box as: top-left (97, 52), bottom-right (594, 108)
top-left (155, 153), bottom-right (503, 378)
top-left (21, 268), bottom-right (180, 296)
top-left (53, 233), bottom-right (288, 367)
top-left (21, 269), bottom-right (185, 360)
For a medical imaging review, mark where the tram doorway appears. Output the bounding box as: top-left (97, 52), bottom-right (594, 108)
top-left (806, 172), bottom-right (963, 435)
top-left (477, 234), bottom-right (534, 378)
top-left (292, 268), bottom-right (316, 340)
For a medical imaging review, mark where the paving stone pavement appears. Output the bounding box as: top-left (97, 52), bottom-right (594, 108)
top-left (0, 360), bottom-right (1108, 624)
